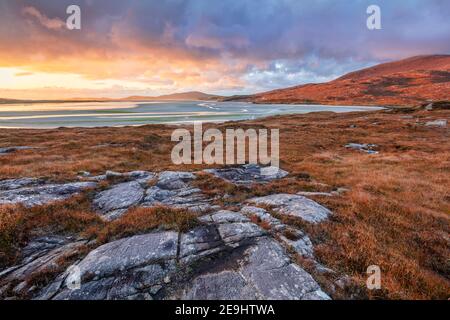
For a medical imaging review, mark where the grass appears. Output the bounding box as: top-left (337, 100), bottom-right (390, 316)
top-left (0, 107), bottom-right (449, 299)
top-left (86, 206), bottom-right (200, 244)
top-left (0, 193), bottom-right (103, 267)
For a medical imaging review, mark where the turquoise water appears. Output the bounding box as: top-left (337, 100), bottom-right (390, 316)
top-left (0, 101), bottom-right (382, 129)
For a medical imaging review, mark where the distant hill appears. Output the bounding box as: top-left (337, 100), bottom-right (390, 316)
top-left (0, 98), bottom-right (21, 104)
top-left (123, 91), bottom-right (222, 101)
top-left (0, 92), bottom-right (223, 105)
top-left (226, 55), bottom-right (450, 106)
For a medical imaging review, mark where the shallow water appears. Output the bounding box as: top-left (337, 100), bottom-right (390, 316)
top-left (0, 101), bottom-right (382, 129)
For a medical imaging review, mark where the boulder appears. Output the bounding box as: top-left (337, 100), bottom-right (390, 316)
top-left (93, 181), bottom-right (144, 216)
top-left (425, 119), bottom-right (447, 127)
top-left (180, 237), bottom-right (329, 300)
top-left (248, 194), bottom-right (331, 223)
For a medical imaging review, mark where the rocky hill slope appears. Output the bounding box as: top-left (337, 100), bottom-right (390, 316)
top-left (227, 55), bottom-right (450, 106)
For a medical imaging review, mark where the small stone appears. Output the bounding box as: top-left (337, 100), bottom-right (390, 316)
top-left (425, 119), bottom-right (447, 127)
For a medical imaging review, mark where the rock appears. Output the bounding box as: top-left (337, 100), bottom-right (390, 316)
top-left (88, 171), bottom-right (155, 183)
top-left (93, 181), bottom-right (144, 217)
top-left (77, 171), bottom-right (91, 177)
top-left (297, 191), bottom-right (334, 197)
top-left (204, 164), bottom-right (288, 185)
top-left (260, 166), bottom-right (289, 180)
top-left (0, 178), bottom-right (42, 191)
top-left (248, 194), bottom-right (331, 223)
top-left (278, 228), bottom-right (314, 258)
top-left (181, 237), bottom-right (329, 300)
top-left (182, 270), bottom-right (257, 300)
top-left (50, 232), bottom-right (179, 300)
top-left (240, 206), bottom-right (313, 257)
top-left (0, 182), bottom-right (97, 207)
top-left (240, 206), bottom-right (285, 231)
top-left (345, 143), bottom-right (379, 154)
top-left (0, 236), bottom-right (87, 298)
top-left (74, 232), bottom-right (178, 279)
top-left (217, 222), bottom-right (265, 246)
top-left (0, 146), bottom-right (36, 155)
top-left (210, 210), bottom-right (251, 224)
top-left (425, 119), bottom-right (447, 127)
top-left (179, 225), bottom-right (224, 264)
top-left (143, 186), bottom-right (213, 213)
top-left (156, 171), bottom-right (196, 190)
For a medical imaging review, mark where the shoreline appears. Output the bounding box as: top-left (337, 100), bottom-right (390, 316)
top-left (0, 103), bottom-right (385, 130)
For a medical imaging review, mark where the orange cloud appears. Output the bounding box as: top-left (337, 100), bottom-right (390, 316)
top-left (22, 6), bottom-right (66, 30)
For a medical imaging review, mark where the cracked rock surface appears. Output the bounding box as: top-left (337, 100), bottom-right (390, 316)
top-left (248, 194), bottom-right (331, 223)
top-left (0, 181), bottom-right (97, 207)
top-left (0, 165), bottom-right (336, 300)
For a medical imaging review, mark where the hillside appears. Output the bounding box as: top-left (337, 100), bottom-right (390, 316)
top-left (231, 55), bottom-right (450, 106)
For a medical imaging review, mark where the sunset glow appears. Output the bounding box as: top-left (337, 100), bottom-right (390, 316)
top-left (1, 0), bottom-right (449, 99)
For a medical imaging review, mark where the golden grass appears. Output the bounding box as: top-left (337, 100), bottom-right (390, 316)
top-left (86, 206), bottom-right (200, 244)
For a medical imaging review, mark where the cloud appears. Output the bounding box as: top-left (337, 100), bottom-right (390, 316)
top-left (0, 0), bottom-right (448, 97)
top-left (22, 6), bottom-right (65, 30)
top-left (15, 72), bottom-right (34, 77)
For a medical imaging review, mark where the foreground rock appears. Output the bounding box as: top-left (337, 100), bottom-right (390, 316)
top-left (0, 181), bottom-right (97, 207)
top-left (179, 237), bottom-right (329, 300)
top-left (204, 164), bottom-right (289, 185)
top-left (142, 171), bottom-right (216, 213)
top-left (25, 211), bottom-right (329, 300)
top-left (0, 146), bottom-right (36, 155)
top-left (93, 181), bottom-right (146, 220)
top-left (248, 194), bottom-right (331, 224)
top-left (0, 165), bottom-right (336, 300)
top-left (0, 236), bottom-right (87, 298)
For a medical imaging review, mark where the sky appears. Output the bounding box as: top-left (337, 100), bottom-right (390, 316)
top-left (0, 0), bottom-right (449, 99)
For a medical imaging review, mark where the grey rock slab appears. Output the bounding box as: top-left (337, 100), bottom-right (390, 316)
top-left (0, 237), bottom-right (87, 297)
top-left (0, 182), bottom-right (97, 207)
top-left (93, 181), bottom-right (144, 214)
top-left (50, 233), bottom-right (179, 300)
top-left (204, 164), bottom-right (288, 185)
top-left (181, 237), bottom-right (329, 300)
top-left (0, 178), bottom-right (43, 191)
top-left (182, 271), bottom-right (260, 300)
top-left (180, 225), bottom-right (224, 263)
top-left (240, 206), bottom-right (285, 231)
top-left (248, 194), bottom-right (331, 223)
top-left (74, 231), bottom-right (178, 280)
top-left (143, 185), bottom-right (213, 213)
top-left (278, 231), bottom-right (314, 258)
top-left (210, 210), bottom-right (251, 224)
top-left (217, 222), bottom-right (265, 246)
top-left (156, 171), bottom-right (196, 190)
top-left (239, 238), bottom-right (329, 300)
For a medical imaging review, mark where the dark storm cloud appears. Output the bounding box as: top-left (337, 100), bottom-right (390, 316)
top-left (1, 0), bottom-right (449, 93)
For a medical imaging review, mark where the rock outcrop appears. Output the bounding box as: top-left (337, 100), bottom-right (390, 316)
top-left (248, 194), bottom-right (331, 223)
top-left (204, 164), bottom-right (289, 185)
top-left (0, 165), bottom-right (336, 300)
top-left (0, 181), bottom-right (97, 207)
